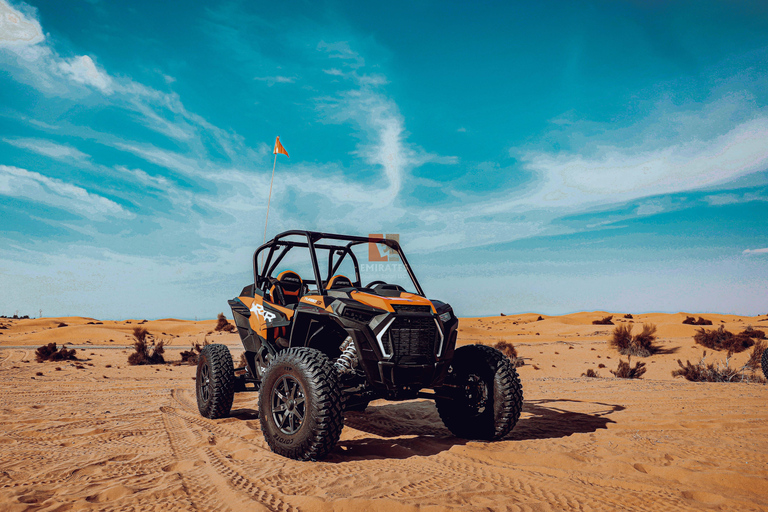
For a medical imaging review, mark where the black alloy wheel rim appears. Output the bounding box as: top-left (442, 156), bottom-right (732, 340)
top-left (464, 373), bottom-right (489, 414)
top-left (271, 375), bottom-right (306, 435)
top-left (199, 361), bottom-right (211, 403)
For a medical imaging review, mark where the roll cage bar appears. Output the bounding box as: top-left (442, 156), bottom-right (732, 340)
top-left (253, 230), bottom-right (425, 297)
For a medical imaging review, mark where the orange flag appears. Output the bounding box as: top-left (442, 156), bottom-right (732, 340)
top-left (273, 136), bottom-right (289, 158)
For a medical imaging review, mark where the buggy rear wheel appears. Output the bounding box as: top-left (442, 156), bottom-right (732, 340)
top-left (436, 344), bottom-right (523, 440)
top-left (762, 347), bottom-right (768, 380)
top-left (258, 347), bottom-right (344, 461)
top-left (196, 344), bottom-right (235, 419)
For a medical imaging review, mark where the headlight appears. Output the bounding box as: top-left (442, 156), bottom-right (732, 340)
top-left (439, 311), bottom-right (452, 322)
top-left (342, 307), bottom-right (376, 322)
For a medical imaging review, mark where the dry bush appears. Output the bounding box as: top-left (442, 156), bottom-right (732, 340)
top-left (609, 323), bottom-right (660, 357)
top-left (611, 324), bottom-right (632, 351)
top-left (746, 340), bottom-right (768, 371)
top-left (672, 351), bottom-right (765, 383)
top-left (693, 325), bottom-right (755, 353)
top-left (582, 369), bottom-right (600, 378)
top-left (133, 327), bottom-right (148, 343)
top-left (610, 357), bottom-right (647, 379)
top-left (180, 339), bottom-right (211, 365)
top-left (740, 326), bottom-right (765, 340)
top-left (57, 322), bottom-right (67, 328)
top-left (683, 316), bottom-right (712, 325)
top-left (493, 341), bottom-right (524, 367)
top-left (592, 316), bottom-right (614, 325)
top-left (215, 313), bottom-right (236, 333)
top-left (536, 315), bottom-right (544, 321)
top-left (238, 352), bottom-right (247, 368)
top-left (35, 343), bottom-right (77, 362)
top-left (624, 314), bottom-right (633, 319)
top-left (127, 327), bottom-right (165, 365)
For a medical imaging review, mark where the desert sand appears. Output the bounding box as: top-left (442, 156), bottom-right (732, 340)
top-left (1, 312), bottom-right (767, 511)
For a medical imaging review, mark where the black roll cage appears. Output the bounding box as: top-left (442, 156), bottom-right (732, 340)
top-left (253, 230), bottom-right (425, 297)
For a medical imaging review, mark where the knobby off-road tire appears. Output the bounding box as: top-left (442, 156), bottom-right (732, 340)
top-left (762, 347), bottom-right (768, 380)
top-left (258, 347), bottom-right (344, 461)
top-left (436, 344), bottom-right (523, 440)
top-left (196, 344), bottom-right (235, 419)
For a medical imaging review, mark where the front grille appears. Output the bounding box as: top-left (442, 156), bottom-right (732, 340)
top-left (389, 316), bottom-right (436, 363)
top-left (392, 304), bottom-right (432, 314)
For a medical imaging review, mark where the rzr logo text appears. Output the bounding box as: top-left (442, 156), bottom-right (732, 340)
top-left (250, 302), bottom-right (277, 322)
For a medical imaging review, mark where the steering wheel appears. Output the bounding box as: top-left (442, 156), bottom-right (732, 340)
top-left (365, 280), bottom-right (387, 288)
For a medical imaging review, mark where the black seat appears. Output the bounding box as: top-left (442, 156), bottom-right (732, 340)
top-left (270, 270), bottom-right (303, 306)
top-left (326, 274), bottom-right (353, 290)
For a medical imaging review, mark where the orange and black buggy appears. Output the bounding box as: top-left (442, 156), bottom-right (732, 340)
top-left (195, 231), bottom-right (523, 460)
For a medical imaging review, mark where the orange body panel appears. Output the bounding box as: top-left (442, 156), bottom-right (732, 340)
top-left (238, 295), bottom-right (294, 339)
top-left (349, 291), bottom-right (436, 313)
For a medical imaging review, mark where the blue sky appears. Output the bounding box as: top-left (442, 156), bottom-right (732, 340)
top-left (1, 0), bottom-right (767, 319)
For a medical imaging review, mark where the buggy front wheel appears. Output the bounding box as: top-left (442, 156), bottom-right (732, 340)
top-left (436, 344), bottom-right (523, 440)
top-left (258, 348), bottom-right (344, 460)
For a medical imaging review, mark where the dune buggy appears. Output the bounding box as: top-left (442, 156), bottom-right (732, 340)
top-left (195, 231), bottom-right (523, 460)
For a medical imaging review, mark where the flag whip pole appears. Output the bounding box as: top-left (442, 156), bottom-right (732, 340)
top-left (261, 152), bottom-right (278, 270)
top-left (263, 152), bottom-right (278, 245)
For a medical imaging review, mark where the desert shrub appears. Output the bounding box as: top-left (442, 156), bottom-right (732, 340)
top-left (133, 327), bottom-right (148, 343)
top-left (624, 314), bottom-right (633, 319)
top-left (740, 326), bottom-right (765, 340)
top-left (611, 357), bottom-right (646, 379)
top-left (180, 339), bottom-right (210, 365)
top-left (35, 343), bottom-right (77, 362)
top-left (592, 316), bottom-right (614, 325)
top-left (493, 341), bottom-right (524, 367)
top-left (127, 327), bottom-right (165, 365)
top-left (694, 325), bottom-right (754, 353)
top-left (215, 313), bottom-right (236, 333)
top-left (609, 323), bottom-right (660, 357)
top-left (536, 315), bottom-right (544, 321)
top-left (611, 324), bottom-right (632, 350)
top-left (672, 351), bottom-right (765, 383)
top-left (746, 340), bottom-right (768, 371)
top-left (238, 352), bottom-right (247, 368)
top-left (683, 316), bottom-right (712, 325)
top-left (582, 369), bottom-right (600, 378)
top-left (57, 322), bottom-right (67, 328)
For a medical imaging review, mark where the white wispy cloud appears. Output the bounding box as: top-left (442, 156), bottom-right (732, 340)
top-left (0, 1), bottom-right (239, 152)
top-left (317, 41), bottom-right (365, 69)
top-left (114, 166), bottom-right (171, 190)
top-left (254, 75), bottom-right (296, 85)
top-left (4, 137), bottom-right (90, 161)
top-left (743, 247), bottom-right (768, 255)
top-left (704, 191), bottom-right (767, 206)
top-left (314, 57), bottom-right (457, 205)
top-left (57, 55), bottom-right (113, 94)
top-left (501, 117), bottom-right (768, 212)
top-left (0, 165), bottom-right (131, 219)
top-left (0, 0), bottom-right (43, 47)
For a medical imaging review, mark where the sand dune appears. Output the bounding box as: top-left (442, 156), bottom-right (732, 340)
top-left (1, 312), bottom-right (767, 511)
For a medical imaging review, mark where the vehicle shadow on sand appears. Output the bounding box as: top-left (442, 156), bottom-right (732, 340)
top-left (229, 407), bottom-right (260, 420)
top-left (327, 398), bottom-right (623, 461)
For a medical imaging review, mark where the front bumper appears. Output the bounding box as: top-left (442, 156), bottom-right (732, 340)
top-left (340, 310), bottom-right (459, 392)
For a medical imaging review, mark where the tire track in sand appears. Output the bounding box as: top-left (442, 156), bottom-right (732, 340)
top-left (160, 405), bottom-right (301, 512)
